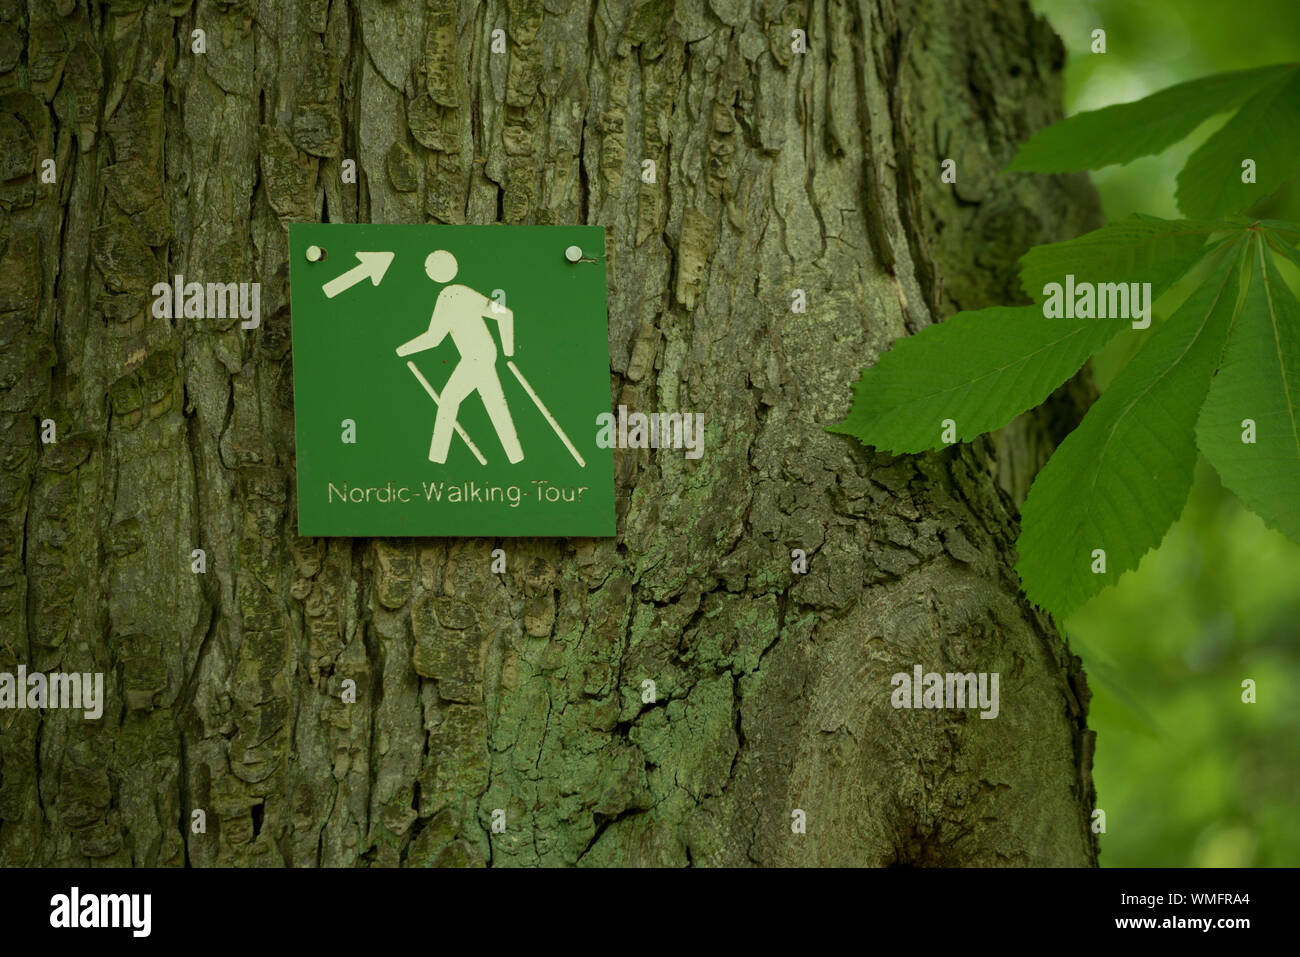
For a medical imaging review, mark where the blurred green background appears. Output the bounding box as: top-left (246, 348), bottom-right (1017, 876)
top-left (1030, 0), bottom-right (1300, 866)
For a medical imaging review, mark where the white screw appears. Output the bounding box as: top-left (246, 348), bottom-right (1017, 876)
top-left (565, 245), bottom-right (582, 263)
top-left (306, 245), bottom-right (323, 262)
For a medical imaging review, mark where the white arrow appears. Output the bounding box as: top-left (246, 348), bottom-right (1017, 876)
top-left (322, 251), bottom-right (395, 299)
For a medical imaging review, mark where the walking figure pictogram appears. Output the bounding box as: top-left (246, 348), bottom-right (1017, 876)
top-left (397, 250), bottom-right (524, 464)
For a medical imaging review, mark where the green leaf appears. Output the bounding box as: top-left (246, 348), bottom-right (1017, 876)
top-left (1176, 69), bottom-right (1300, 219)
top-left (1006, 65), bottom-right (1294, 174)
top-left (828, 304), bottom-right (1124, 452)
top-left (1016, 242), bottom-right (1247, 618)
top-left (1262, 225), bottom-right (1300, 267)
top-left (1196, 238), bottom-right (1300, 544)
top-left (1257, 218), bottom-right (1300, 241)
top-left (1018, 215), bottom-right (1234, 303)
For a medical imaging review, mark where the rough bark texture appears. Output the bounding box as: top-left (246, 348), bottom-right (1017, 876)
top-left (1, 0), bottom-right (1104, 866)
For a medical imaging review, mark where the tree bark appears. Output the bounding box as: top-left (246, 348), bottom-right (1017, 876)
top-left (1, 0), bottom-right (1104, 866)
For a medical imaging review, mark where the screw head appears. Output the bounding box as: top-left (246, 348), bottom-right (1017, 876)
top-left (306, 245), bottom-right (323, 262)
top-left (565, 245), bottom-right (582, 263)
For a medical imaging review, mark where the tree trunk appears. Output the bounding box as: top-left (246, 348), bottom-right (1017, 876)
top-left (1, 0), bottom-right (1105, 866)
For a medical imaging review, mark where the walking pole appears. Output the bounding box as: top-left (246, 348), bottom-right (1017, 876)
top-left (405, 361), bottom-right (488, 465)
top-left (506, 360), bottom-right (586, 467)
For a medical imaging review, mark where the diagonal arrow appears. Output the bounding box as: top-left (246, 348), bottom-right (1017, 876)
top-left (322, 251), bottom-right (395, 299)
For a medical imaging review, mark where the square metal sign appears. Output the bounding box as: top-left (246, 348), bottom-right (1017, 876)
top-left (288, 224), bottom-right (615, 537)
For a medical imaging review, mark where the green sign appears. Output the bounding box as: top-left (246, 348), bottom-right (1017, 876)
top-left (288, 224), bottom-right (615, 537)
